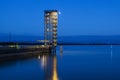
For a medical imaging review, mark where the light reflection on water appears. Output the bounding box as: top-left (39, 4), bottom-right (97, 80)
top-left (0, 45), bottom-right (120, 80)
top-left (40, 54), bottom-right (59, 80)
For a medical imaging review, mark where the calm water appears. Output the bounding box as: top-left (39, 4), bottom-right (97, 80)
top-left (0, 45), bottom-right (120, 80)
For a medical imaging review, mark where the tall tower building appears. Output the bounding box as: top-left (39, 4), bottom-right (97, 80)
top-left (44, 10), bottom-right (58, 47)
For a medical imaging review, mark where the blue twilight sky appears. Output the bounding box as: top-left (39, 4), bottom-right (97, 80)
top-left (0, 0), bottom-right (120, 36)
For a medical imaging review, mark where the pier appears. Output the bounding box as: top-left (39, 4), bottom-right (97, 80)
top-left (0, 10), bottom-right (59, 58)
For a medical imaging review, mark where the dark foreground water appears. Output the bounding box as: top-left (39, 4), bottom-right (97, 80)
top-left (0, 45), bottom-right (120, 80)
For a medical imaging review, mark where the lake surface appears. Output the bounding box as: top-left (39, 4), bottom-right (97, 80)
top-left (0, 45), bottom-right (120, 80)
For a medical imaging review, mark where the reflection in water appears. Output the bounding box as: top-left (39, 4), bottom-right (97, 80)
top-left (52, 56), bottom-right (58, 80)
top-left (1, 45), bottom-right (120, 80)
top-left (41, 55), bottom-right (47, 69)
top-left (60, 46), bottom-right (63, 58)
top-left (110, 45), bottom-right (113, 58)
top-left (38, 52), bottom-right (59, 80)
top-left (110, 45), bottom-right (113, 61)
top-left (38, 55), bottom-right (41, 59)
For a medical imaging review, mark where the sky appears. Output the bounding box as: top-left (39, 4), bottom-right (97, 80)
top-left (0, 0), bottom-right (120, 36)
